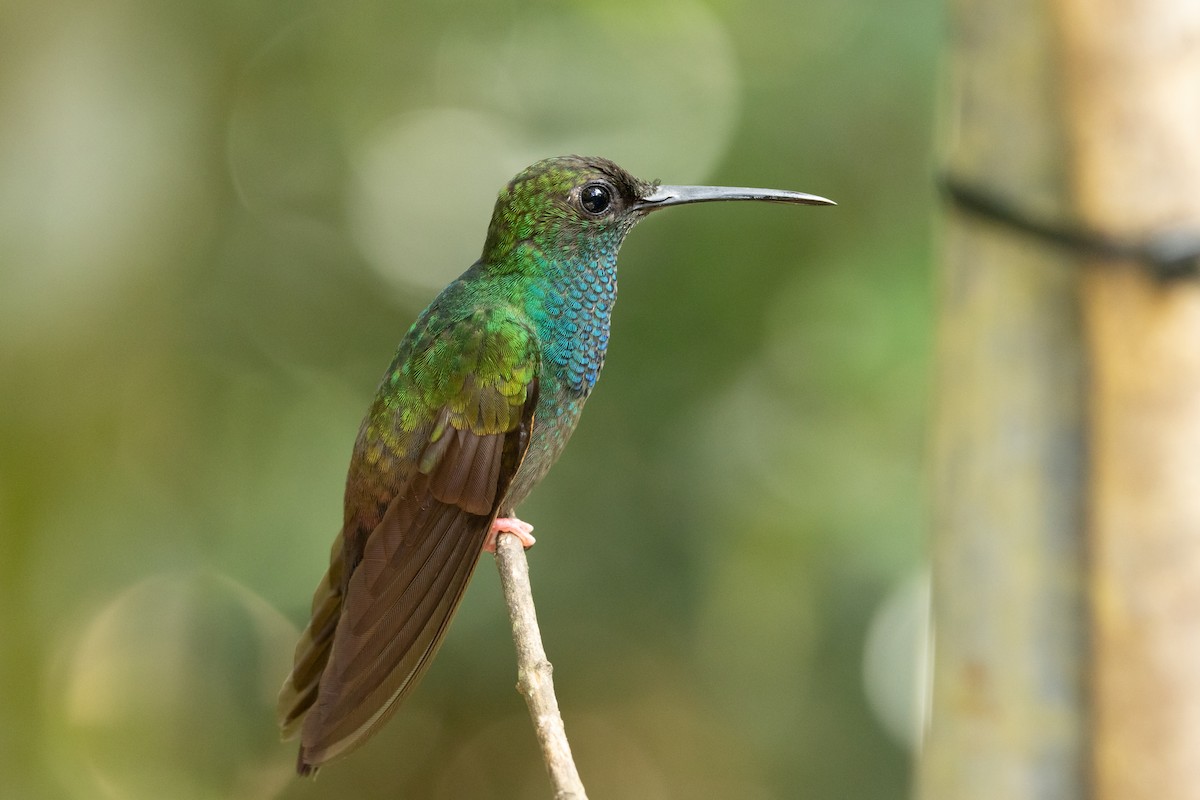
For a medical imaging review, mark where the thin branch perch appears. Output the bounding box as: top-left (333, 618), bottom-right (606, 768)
top-left (493, 533), bottom-right (588, 800)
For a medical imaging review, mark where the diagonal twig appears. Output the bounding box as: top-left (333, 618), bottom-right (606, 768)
top-left (493, 533), bottom-right (588, 800)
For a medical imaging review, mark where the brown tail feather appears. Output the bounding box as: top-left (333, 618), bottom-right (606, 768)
top-left (278, 530), bottom-right (347, 739)
top-left (296, 481), bottom-right (492, 768)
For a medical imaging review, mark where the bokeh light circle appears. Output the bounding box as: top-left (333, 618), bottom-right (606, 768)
top-left (346, 108), bottom-right (532, 289)
top-left (50, 572), bottom-right (297, 800)
top-left (227, 0), bottom-right (740, 292)
top-left (862, 569), bottom-right (930, 751)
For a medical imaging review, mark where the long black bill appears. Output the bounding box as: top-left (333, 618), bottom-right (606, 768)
top-left (634, 184), bottom-right (835, 212)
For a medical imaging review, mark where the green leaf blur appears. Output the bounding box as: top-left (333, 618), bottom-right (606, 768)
top-left (0, 0), bottom-right (938, 797)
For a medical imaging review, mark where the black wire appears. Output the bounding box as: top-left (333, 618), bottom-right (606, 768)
top-left (941, 174), bottom-right (1200, 280)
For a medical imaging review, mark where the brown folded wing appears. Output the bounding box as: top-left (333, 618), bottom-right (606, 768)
top-left (277, 310), bottom-right (540, 773)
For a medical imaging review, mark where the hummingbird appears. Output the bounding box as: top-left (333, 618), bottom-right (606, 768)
top-left (277, 155), bottom-right (833, 774)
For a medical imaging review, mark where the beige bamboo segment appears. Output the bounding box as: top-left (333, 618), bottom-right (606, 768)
top-left (918, 0), bottom-right (1087, 798)
top-left (1055, 3), bottom-right (1200, 798)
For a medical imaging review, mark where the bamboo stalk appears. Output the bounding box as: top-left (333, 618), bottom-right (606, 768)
top-left (918, 0), bottom-right (1087, 797)
top-left (1055, 2), bottom-right (1200, 798)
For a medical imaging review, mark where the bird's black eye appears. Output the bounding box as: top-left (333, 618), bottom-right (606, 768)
top-left (579, 183), bottom-right (612, 215)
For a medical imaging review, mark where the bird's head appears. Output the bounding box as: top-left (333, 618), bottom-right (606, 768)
top-left (480, 154), bottom-right (834, 268)
top-left (480, 156), bottom-right (650, 266)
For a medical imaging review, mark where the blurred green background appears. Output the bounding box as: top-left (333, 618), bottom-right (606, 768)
top-left (0, 0), bottom-right (938, 797)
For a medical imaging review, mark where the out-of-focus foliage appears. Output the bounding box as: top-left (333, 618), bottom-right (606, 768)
top-left (0, 0), bottom-right (939, 796)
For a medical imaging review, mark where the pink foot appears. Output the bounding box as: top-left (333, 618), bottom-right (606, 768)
top-left (484, 517), bottom-right (536, 553)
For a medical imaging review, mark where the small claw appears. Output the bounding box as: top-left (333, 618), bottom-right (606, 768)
top-left (484, 517), bottom-right (536, 553)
